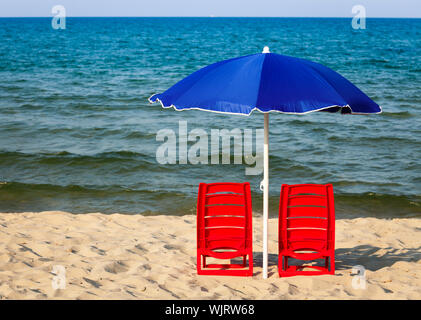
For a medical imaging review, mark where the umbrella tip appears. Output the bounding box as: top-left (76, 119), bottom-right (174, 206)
top-left (262, 46), bottom-right (270, 54)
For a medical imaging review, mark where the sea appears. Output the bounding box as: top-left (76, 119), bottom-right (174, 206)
top-left (0, 17), bottom-right (420, 218)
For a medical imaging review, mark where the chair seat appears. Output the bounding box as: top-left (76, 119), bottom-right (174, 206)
top-left (280, 265), bottom-right (334, 277)
top-left (281, 249), bottom-right (330, 260)
top-left (202, 248), bottom-right (248, 259)
top-left (288, 238), bottom-right (327, 251)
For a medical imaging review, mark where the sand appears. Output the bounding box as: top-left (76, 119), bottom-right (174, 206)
top-left (0, 211), bottom-right (420, 299)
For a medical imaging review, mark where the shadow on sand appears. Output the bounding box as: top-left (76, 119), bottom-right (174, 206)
top-left (335, 245), bottom-right (421, 271)
top-left (252, 245), bottom-right (421, 277)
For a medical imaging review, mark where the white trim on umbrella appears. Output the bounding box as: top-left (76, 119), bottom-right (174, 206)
top-left (148, 95), bottom-right (383, 116)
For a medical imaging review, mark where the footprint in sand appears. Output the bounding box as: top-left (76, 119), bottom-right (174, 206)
top-left (163, 244), bottom-right (184, 252)
top-left (288, 284), bottom-right (300, 295)
top-left (90, 245), bottom-right (106, 256)
top-left (83, 277), bottom-right (102, 288)
top-left (104, 261), bottom-right (129, 274)
top-left (135, 244), bottom-right (148, 253)
top-left (67, 246), bottom-right (79, 254)
top-left (126, 244), bottom-right (148, 256)
top-left (139, 264), bottom-right (151, 271)
top-left (18, 244), bottom-right (42, 257)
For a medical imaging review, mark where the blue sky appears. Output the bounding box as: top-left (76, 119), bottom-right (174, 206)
top-left (0, 0), bottom-right (420, 18)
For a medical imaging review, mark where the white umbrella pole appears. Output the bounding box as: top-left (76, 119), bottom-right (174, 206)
top-left (262, 113), bottom-right (269, 279)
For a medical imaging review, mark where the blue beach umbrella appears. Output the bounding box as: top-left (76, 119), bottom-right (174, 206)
top-left (149, 47), bottom-right (381, 279)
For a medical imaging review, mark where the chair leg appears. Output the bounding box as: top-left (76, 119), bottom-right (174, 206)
top-left (279, 255), bottom-right (288, 276)
top-left (329, 255), bottom-right (335, 274)
top-left (247, 253), bottom-right (253, 275)
top-left (203, 255), bottom-right (207, 268)
top-left (242, 255), bottom-right (247, 267)
top-left (197, 254), bottom-right (202, 274)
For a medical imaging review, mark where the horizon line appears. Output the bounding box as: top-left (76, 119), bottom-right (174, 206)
top-left (0, 16), bottom-right (420, 19)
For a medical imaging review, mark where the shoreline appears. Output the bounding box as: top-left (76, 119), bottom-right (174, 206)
top-left (0, 211), bottom-right (420, 299)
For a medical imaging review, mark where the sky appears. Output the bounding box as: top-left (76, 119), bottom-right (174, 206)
top-left (0, 0), bottom-right (420, 18)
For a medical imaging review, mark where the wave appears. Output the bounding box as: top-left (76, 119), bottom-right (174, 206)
top-left (250, 190), bottom-right (421, 219)
top-left (0, 181), bottom-right (419, 218)
top-left (0, 150), bottom-right (150, 159)
top-left (6, 125), bottom-right (157, 140)
top-left (0, 150), bottom-right (173, 171)
top-left (0, 181), bottom-right (180, 197)
top-left (0, 181), bottom-right (195, 215)
top-left (381, 111), bottom-right (415, 119)
top-left (327, 135), bottom-right (418, 144)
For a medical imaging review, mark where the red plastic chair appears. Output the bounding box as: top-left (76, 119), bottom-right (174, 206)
top-left (197, 182), bottom-right (253, 276)
top-left (278, 184), bottom-right (335, 277)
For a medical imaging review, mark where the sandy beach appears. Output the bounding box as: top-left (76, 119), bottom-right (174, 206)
top-left (0, 211), bottom-right (419, 299)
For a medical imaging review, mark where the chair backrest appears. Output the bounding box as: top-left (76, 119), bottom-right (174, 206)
top-left (279, 184), bottom-right (335, 252)
top-left (197, 182), bottom-right (252, 252)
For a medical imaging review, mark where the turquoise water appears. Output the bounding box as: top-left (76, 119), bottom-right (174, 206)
top-left (0, 17), bottom-right (420, 217)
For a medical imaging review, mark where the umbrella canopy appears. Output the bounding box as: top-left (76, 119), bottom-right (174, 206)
top-left (149, 48), bottom-right (381, 115)
top-left (149, 47), bottom-right (381, 279)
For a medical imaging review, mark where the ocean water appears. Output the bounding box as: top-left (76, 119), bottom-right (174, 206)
top-left (0, 17), bottom-right (420, 218)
